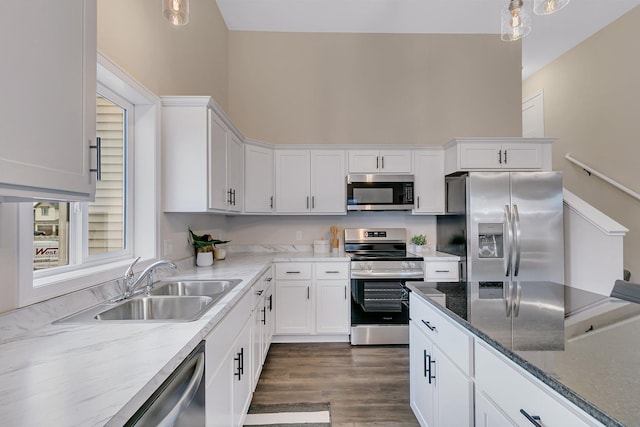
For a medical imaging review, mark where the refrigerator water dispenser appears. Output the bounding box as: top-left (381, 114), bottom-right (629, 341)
top-left (478, 223), bottom-right (503, 258)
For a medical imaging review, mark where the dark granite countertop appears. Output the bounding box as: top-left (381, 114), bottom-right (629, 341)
top-left (407, 281), bottom-right (640, 427)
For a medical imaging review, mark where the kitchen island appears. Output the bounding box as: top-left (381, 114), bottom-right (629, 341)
top-left (0, 251), bottom-right (348, 427)
top-left (408, 281), bottom-right (640, 427)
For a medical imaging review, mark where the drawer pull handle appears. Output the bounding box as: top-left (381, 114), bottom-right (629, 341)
top-left (434, 270), bottom-right (450, 273)
top-left (265, 277), bottom-right (273, 282)
top-left (421, 319), bottom-right (437, 332)
top-left (255, 289), bottom-right (264, 296)
top-left (427, 354), bottom-right (436, 384)
top-left (423, 349), bottom-right (428, 377)
top-left (519, 409), bottom-right (542, 426)
top-left (325, 271), bottom-right (340, 274)
top-left (286, 271), bottom-right (301, 274)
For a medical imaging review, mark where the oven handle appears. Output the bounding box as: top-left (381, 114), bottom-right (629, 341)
top-left (350, 271), bottom-right (425, 279)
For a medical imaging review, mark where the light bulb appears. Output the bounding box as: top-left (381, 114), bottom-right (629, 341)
top-left (544, 0), bottom-right (557, 13)
top-left (534, 0), bottom-right (570, 15)
top-left (163, 0), bottom-right (189, 26)
top-left (170, 0), bottom-right (182, 14)
top-left (510, 10), bottom-right (522, 28)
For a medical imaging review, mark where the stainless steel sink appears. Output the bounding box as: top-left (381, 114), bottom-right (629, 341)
top-left (150, 279), bottom-right (242, 297)
top-left (54, 279), bottom-right (243, 324)
top-left (95, 296), bottom-right (214, 321)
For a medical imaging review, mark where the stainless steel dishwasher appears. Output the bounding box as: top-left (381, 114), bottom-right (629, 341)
top-left (125, 341), bottom-right (206, 427)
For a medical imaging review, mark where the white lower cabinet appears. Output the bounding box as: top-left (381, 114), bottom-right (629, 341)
top-left (315, 279), bottom-right (349, 334)
top-left (475, 390), bottom-right (514, 427)
top-left (474, 341), bottom-right (598, 427)
top-left (409, 295), bottom-right (473, 427)
top-left (251, 267), bottom-right (274, 386)
top-left (205, 273), bottom-right (275, 427)
top-left (274, 261), bottom-right (349, 339)
top-left (274, 262), bottom-right (315, 335)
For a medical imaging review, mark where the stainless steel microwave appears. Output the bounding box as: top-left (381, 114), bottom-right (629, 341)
top-left (346, 174), bottom-right (415, 211)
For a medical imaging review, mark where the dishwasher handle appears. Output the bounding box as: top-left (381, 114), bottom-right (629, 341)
top-left (157, 352), bottom-right (205, 427)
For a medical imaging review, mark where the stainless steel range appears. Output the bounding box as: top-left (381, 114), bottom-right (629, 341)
top-left (345, 228), bottom-right (424, 345)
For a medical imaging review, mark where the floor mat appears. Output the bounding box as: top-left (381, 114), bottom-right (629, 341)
top-left (243, 402), bottom-right (331, 427)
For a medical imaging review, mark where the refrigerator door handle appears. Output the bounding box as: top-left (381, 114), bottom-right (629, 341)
top-left (513, 281), bottom-right (522, 317)
top-left (504, 205), bottom-right (513, 277)
top-left (513, 204), bottom-right (522, 277)
top-left (505, 281), bottom-right (513, 316)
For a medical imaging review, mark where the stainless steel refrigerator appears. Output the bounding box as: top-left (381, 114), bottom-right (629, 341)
top-left (437, 171), bottom-right (564, 284)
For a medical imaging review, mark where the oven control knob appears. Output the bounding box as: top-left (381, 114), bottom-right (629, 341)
top-left (367, 262), bottom-right (373, 271)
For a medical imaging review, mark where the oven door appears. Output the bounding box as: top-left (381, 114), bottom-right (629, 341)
top-left (350, 277), bottom-right (420, 345)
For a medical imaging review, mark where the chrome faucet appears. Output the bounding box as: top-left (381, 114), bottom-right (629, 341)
top-left (122, 257), bottom-right (177, 298)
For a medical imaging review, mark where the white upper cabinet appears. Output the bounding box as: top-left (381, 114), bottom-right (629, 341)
top-left (348, 150), bottom-right (412, 173)
top-left (162, 96), bottom-right (244, 213)
top-left (275, 150), bottom-right (346, 214)
top-left (244, 144), bottom-right (274, 213)
top-left (444, 138), bottom-right (554, 175)
top-left (275, 150), bottom-right (310, 213)
top-left (0, 0), bottom-right (97, 201)
top-left (412, 150), bottom-right (445, 214)
top-left (310, 151), bottom-right (347, 214)
top-left (209, 114), bottom-right (244, 213)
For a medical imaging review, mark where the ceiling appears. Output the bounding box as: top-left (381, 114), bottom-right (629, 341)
top-left (215, 0), bottom-right (640, 79)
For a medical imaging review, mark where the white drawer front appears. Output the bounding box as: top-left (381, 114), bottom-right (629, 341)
top-left (475, 342), bottom-right (596, 427)
top-left (410, 293), bottom-right (472, 376)
top-left (314, 262), bottom-right (349, 279)
top-left (424, 261), bottom-right (459, 281)
top-left (275, 262), bottom-right (313, 280)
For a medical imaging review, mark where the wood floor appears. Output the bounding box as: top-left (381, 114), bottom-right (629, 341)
top-left (250, 342), bottom-right (420, 427)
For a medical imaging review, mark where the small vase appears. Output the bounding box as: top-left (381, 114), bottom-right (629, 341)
top-left (196, 251), bottom-right (213, 267)
top-left (214, 248), bottom-right (226, 260)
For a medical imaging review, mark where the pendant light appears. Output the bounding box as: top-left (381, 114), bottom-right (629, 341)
top-left (163, 0), bottom-right (189, 26)
top-left (501, 0), bottom-right (531, 41)
top-left (534, 0), bottom-right (570, 15)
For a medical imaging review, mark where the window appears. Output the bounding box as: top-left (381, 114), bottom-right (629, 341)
top-left (18, 53), bottom-right (161, 307)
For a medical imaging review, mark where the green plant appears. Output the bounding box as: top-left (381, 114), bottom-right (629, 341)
top-left (410, 234), bottom-right (427, 246)
top-left (188, 228), bottom-right (230, 253)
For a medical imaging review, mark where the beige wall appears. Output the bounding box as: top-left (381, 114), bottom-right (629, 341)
top-left (97, 0), bottom-right (229, 108)
top-left (228, 32), bottom-right (523, 145)
top-left (524, 6), bottom-right (640, 281)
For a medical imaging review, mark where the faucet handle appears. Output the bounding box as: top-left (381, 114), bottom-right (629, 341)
top-left (125, 257), bottom-right (141, 278)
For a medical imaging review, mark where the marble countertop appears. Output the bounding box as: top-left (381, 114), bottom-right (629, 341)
top-left (0, 251), bottom-right (350, 427)
top-left (408, 281), bottom-right (640, 427)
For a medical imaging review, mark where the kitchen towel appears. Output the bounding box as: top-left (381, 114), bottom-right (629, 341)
top-left (243, 402), bottom-right (331, 427)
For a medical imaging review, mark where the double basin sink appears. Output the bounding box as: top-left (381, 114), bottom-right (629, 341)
top-left (55, 279), bottom-right (242, 323)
